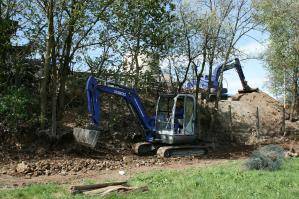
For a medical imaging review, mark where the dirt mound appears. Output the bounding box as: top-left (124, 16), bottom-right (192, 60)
top-left (233, 92), bottom-right (280, 105)
top-left (213, 91), bottom-right (296, 144)
top-left (233, 92), bottom-right (284, 117)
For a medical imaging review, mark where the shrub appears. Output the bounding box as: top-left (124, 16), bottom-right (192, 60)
top-left (0, 86), bottom-right (38, 132)
top-left (245, 144), bottom-right (285, 171)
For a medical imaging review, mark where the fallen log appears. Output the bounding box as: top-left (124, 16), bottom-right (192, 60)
top-left (70, 181), bottom-right (127, 194)
top-left (83, 185), bottom-right (148, 196)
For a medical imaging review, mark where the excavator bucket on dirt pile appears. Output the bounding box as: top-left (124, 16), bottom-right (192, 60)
top-left (73, 127), bottom-right (100, 148)
top-left (238, 84), bottom-right (259, 94)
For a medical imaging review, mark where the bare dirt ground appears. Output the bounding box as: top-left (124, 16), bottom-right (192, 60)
top-left (0, 158), bottom-right (232, 188)
top-left (1, 132), bottom-right (297, 189)
top-left (0, 140), bottom-right (252, 189)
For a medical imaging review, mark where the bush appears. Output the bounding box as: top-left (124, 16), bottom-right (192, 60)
top-left (245, 144), bottom-right (285, 171)
top-left (0, 86), bottom-right (38, 132)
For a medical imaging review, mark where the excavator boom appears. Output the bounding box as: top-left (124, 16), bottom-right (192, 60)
top-left (74, 76), bottom-right (155, 147)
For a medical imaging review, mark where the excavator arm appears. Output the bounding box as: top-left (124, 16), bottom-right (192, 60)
top-left (86, 76), bottom-right (155, 142)
top-left (212, 58), bottom-right (258, 93)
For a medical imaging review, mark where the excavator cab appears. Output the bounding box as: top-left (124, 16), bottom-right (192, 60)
top-left (155, 94), bottom-right (196, 144)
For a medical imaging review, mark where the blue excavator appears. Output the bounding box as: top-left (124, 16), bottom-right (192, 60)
top-left (73, 58), bottom-right (257, 157)
top-left (186, 58), bottom-right (258, 99)
top-left (73, 76), bottom-right (208, 157)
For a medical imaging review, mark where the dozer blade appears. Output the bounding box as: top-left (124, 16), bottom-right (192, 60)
top-left (73, 127), bottom-right (100, 148)
top-left (238, 88), bottom-right (259, 94)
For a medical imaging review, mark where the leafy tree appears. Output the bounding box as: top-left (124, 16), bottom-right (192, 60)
top-left (0, 1), bottom-right (39, 133)
top-left (254, 0), bottom-right (299, 120)
top-left (20, 0), bottom-right (115, 137)
top-left (101, 0), bottom-right (175, 86)
top-left (15, 0), bottom-right (176, 137)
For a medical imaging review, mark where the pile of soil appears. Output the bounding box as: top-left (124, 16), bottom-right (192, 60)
top-left (214, 91), bottom-right (299, 144)
top-left (233, 92), bottom-right (282, 107)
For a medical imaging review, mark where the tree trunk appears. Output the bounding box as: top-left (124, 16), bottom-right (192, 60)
top-left (195, 73), bottom-right (202, 137)
top-left (194, 36), bottom-right (207, 138)
top-left (57, 32), bottom-right (74, 120)
top-left (47, 0), bottom-right (57, 138)
top-left (215, 51), bottom-right (231, 109)
top-left (58, 0), bottom-right (76, 120)
top-left (40, 0), bottom-right (55, 129)
top-left (290, 66), bottom-right (298, 121)
top-left (134, 38), bottom-right (140, 87)
top-left (207, 60), bottom-right (213, 98)
top-left (51, 51), bottom-right (58, 138)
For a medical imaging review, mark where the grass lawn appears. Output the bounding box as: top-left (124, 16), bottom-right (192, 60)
top-left (1, 158), bottom-right (298, 199)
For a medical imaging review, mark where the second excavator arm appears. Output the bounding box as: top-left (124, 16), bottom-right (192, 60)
top-left (212, 58), bottom-right (258, 93)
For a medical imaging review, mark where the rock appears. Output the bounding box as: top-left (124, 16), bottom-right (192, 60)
top-left (45, 169), bottom-right (51, 176)
top-left (118, 170), bottom-right (125, 175)
top-left (1, 171), bottom-right (7, 174)
top-left (123, 156), bottom-right (134, 164)
top-left (285, 151), bottom-right (298, 158)
top-left (60, 170), bottom-right (67, 176)
top-left (25, 174), bottom-right (32, 179)
top-left (16, 161), bottom-right (29, 173)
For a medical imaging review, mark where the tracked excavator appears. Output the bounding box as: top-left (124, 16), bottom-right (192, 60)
top-left (74, 58), bottom-right (258, 157)
top-left (187, 58), bottom-right (258, 99)
top-left (73, 76), bottom-right (208, 157)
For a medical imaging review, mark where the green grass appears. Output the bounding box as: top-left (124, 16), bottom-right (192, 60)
top-left (1, 159), bottom-right (298, 199)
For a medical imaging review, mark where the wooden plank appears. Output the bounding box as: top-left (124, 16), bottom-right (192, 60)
top-left (70, 181), bottom-right (128, 194)
top-left (83, 185), bottom-right (148, 196)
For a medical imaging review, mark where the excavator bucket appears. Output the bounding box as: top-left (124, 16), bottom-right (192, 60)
top-left (73, 76), bottom-right (101, 148)
top-left (73, 128), bottom-right (100, 148)
top-left (238, 87), bottom-right (259, 94)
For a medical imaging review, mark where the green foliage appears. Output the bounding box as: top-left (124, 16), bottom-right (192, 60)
top-left (0, 87), bottom-right (38, 132)
top-left (1, 159), bottom-right (299, 199)
top-left (254, 0), bottom-right (299, 99)
top-left (245, 145), bottom-right (285, 171)
top-left (99, 0), bottom-right (176, 85)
